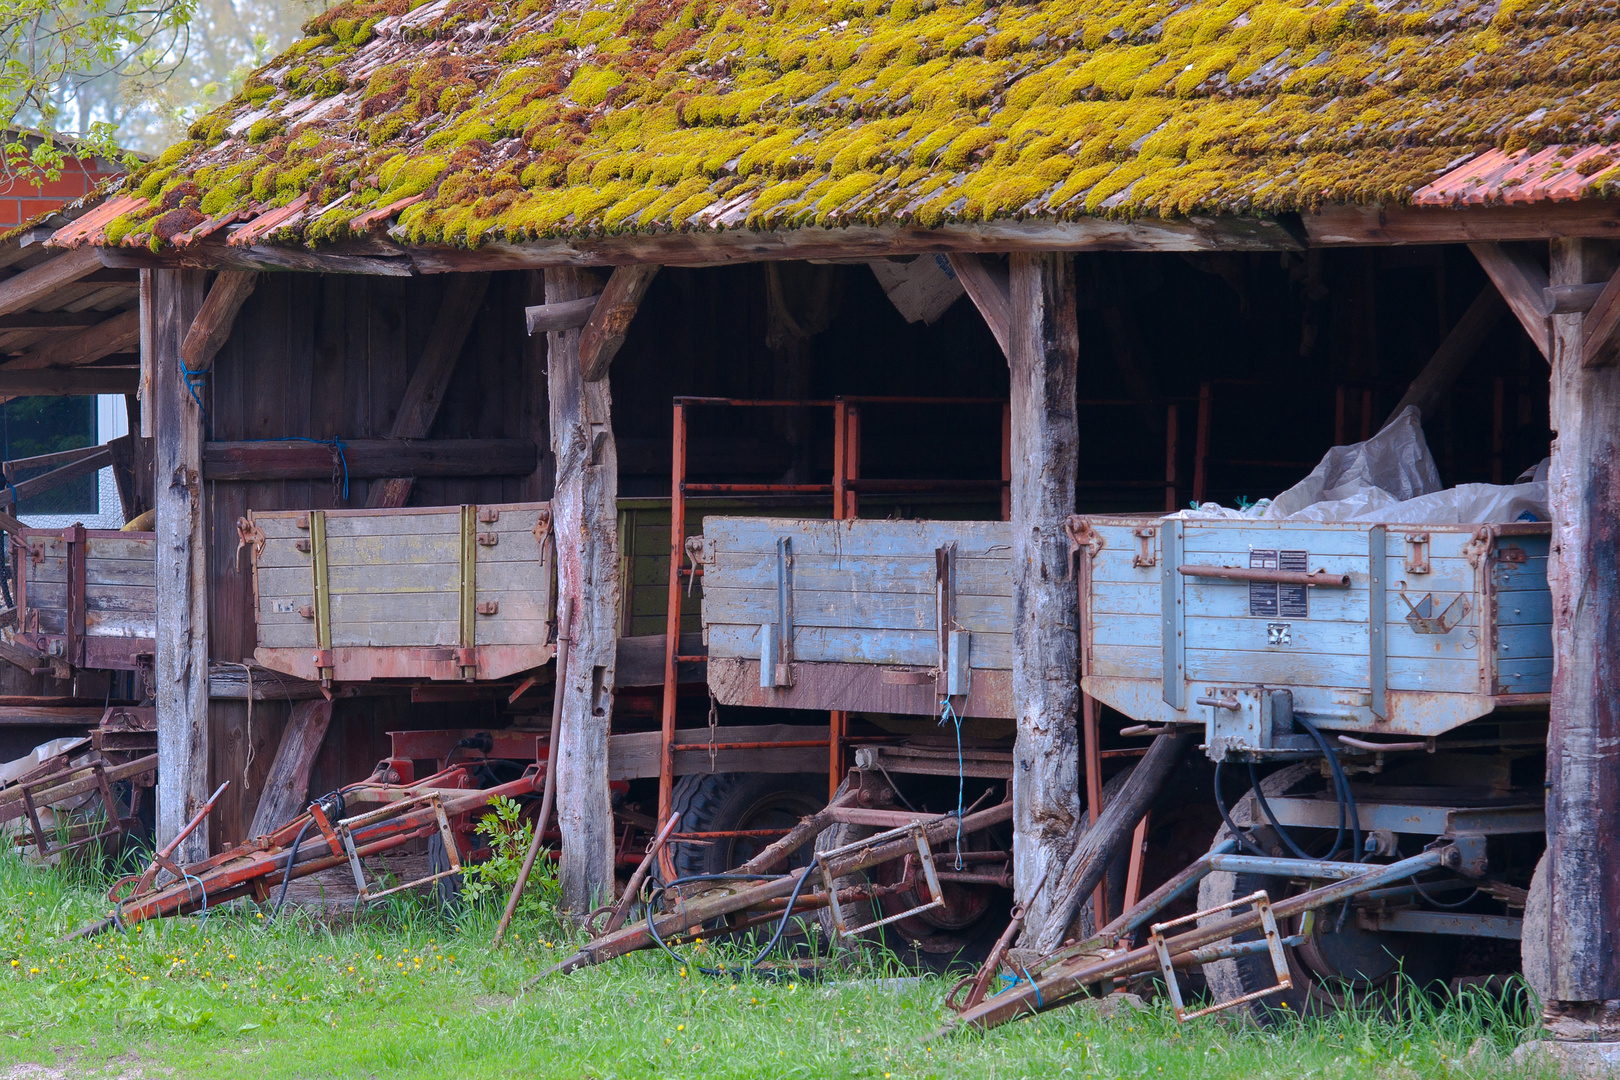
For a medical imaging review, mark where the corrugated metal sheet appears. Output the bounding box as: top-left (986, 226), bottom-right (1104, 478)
top-left (1414, 145), bottom-right (1620, 207)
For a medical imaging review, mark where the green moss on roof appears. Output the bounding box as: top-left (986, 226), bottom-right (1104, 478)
top-left (111, 0), bottom-right (1620, 249)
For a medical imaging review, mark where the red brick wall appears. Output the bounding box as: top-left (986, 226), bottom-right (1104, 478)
top-left (0, 156), bottom-right (122, 228)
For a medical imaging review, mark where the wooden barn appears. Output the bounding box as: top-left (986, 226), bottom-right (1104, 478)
top-left (22, 0), bottom-right (1620, 1036)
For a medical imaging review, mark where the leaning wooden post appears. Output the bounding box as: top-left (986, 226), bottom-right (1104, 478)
top-left (1007, 252), bottom-right (1082, 948)
top-left (542, 267), bottom-right (620, 912)
top-left (150, 268), bottom-right (211, 863)
top-left (1543, 237), bottom-right (1620, 1027)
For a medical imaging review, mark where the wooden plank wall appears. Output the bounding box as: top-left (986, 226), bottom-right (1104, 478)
top-left (202, 270), bottom-right (545, 846)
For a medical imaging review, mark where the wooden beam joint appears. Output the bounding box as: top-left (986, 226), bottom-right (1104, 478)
top-left (578, 265), bottom-right (659, 381)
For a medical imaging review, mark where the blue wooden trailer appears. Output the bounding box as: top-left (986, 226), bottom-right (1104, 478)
top-left (699, 515), bottom-right (1015, 720)
top-left (1070, 515), bottom-right (1552, 751)
top-left (1065, 511), bottom-right (1553, 1016)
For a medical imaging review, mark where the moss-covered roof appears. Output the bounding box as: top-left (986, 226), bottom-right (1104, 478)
top-left (102, 0), bottom-right (1620, 251)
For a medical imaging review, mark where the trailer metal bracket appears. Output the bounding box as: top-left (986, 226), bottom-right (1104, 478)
top-left (816, 820), bottom-right (945, 937)
top-left (1151, 889), bottom-right (1292, 1021)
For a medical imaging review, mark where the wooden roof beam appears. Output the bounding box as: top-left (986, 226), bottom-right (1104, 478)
top-left (946, 254), bottom-right (1011, 360)
top-left (0, 247), bottom-right (103, 318)
top-left (578, 265), bottom-right (659, 381)
top-left (7, 308), bottom-right (141, 370)
top-left (525, 295), bottom-right (599, 335)
top-left (180, 270), bottom-right (259, 373)
top-left (1470, 242), bottom-right (1552, 361)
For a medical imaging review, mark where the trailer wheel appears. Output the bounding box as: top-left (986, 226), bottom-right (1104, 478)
top-left (1197, 763), bottom-right (1451, 1020)
top-left (427, 832), bottom-right (463, 909)
top-left (670, 771), bottom-right (827, 880)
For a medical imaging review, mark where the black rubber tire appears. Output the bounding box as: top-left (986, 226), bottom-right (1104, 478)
top-left (1197, 763), bottom-right (1452, 1021)
top-left (670, 771), bottom-right (827, 880)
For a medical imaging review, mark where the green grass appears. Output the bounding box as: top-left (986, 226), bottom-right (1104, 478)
top-left (0, 849), bottom-right (1557, 1079)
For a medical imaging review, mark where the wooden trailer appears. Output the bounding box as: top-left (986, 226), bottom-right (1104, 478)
top-left (245, 503), bottom-right (555, 684)
top-left (700, 516), bottom-right (1014, 719)
top-left (1071, 514), bottom-right (1553, 747)
top-left (15, 527), bottom-right (156, 671)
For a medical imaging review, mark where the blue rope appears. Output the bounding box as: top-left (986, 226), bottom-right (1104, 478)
top-left (938, 696), bottom-right (965, 869)
top-left (181, 870), bottom-right (209, 922)
top-left (997, 966), bottom-right (1045, 1007)
top-left (179, 359), bottom-right (211, 437)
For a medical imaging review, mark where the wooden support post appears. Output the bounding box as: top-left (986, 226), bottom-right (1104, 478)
top-left (246, 698), bottom-right (334, 839)
top-left (1542, 237), bottom-right (1620, 1023)
top-left (366, 272), bottom-right (491, 508)
top-left (1007, 252), bottom-right (1082, 948)
top-left (544, 266), bottom-right (620, 912)
top-left (151, 268), bottom-right (210, 863)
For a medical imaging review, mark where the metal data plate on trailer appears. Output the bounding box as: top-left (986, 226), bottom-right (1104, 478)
top-left (247, 502), bottom-right (555, 683)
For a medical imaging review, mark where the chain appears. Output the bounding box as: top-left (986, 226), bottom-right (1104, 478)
top-left (707, 687), bottom-right (720, 774)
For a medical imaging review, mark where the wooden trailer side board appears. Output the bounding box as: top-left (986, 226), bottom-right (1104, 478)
top-left (249, 502), bottom-right (555, 682)
top-left (1075, 515), bottom-right (1551, 738)
top-left (701, 516), bottom-right (1015, 717)
top-left (16, 529), bottom-right (156, 670)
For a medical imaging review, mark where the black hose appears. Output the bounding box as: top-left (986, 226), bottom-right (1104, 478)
top-left (1213, 759), bottom-right (1272, 858)
top-left (270, 790), bottom-right (347, 918)
top-left (270, 819), bottom-right (314, 918)
top-left (1248, 761), bottom-right (1323, 861)
top-left (646, 868), bottom-right (821, 980)
top-left (1295, 717), bottom-right (1361, 862)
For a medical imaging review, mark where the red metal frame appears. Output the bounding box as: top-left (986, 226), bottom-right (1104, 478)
top-left (656, 396), bottom-right (1012, 859)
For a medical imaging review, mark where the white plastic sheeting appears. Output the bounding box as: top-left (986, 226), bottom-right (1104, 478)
top-left (1172, 407), bottom-right (1549, 525)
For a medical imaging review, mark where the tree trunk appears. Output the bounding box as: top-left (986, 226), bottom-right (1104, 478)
top-left (150, 268), bottom-right (211, 864)
top-left (1544, 238), bottom-right (1620, 1018)
top-left (1007, 252), bottom-right (1082, 947)
top-left (544, 267), bottom-right (620, 911)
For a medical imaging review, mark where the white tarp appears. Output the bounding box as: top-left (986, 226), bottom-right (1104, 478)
top-left (1173, 407), bottom-right (1549, 525)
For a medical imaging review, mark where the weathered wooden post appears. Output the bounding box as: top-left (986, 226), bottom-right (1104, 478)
top-left (1006, 253), bottom-right (1082, 947)
top-left (1542, 237), bottom-right (1620, 1033)
top-left (149, 268), bottom-right (211, 863)
top-left (539, 267), bottom-right (623, 910)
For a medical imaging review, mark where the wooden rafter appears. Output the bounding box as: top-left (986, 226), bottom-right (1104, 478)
top-left (578, 265), bottom-right (659, 381)
top-left (365, 272), bottom-right (492, 508)
top-left (180, 270), bottom-right (259, 372)
top-left (1469, 242), bottom-right (1552, 360)
top-left (0, 247), bottom-right (103, 318)
top-left (0, 368), bottom-right (139, 397)
top-left (8, 308), bottom-right (140, 370)
top-left (946, 254), bottom-right (1012, 360)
